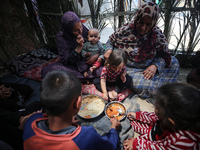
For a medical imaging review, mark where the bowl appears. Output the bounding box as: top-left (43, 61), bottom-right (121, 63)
top-left (78, 95), bottom-right (106, 119)
top-left (105, 101), bottom-right (127, 121)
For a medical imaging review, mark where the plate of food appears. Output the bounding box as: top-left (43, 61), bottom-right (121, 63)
top-left (78, 95), bottom-right (106, 119)
top-left (105, 101), bottom-right (127, 121)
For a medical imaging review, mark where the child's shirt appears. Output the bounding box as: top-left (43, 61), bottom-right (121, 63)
top-left (101, 65), bottom-right (126, 82)
top-left (37, 119), bottom-right (77, 134)
top-left (81, 41), bottom-right (105, 59)
top-left (23, 113), bottom-right (119, 150)
top-left (131, 111), bottom-right (200, 150)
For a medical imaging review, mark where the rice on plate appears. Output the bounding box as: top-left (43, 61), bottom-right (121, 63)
top-left (78, 95), bottom-right (105, 119)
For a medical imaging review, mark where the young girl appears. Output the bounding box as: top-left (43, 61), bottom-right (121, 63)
top-left (123, 83), bottom-right (200, 150)
top-left (93, 49), bottom-right (132, 101)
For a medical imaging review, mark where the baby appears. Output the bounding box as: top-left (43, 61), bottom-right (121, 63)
top-left (82, 28), bottom-right (105, 77)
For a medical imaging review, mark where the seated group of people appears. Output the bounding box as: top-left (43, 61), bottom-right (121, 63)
top-left (1, 2), bottom-right (200, 150)
top-left (41, 2), bottom-right (179, 102)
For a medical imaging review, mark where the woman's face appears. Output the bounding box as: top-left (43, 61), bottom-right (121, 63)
top-left (136, 15), bottom-right (153, 35)
top-left (73, 22), bottom-right (83, 37)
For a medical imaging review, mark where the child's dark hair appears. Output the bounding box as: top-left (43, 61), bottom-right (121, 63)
top-left (40, 70), bottom-right (81, 116)
top-left (106, 49), bottom-right (127, 68)
top-left (155, 83), bottom-right (200, 133)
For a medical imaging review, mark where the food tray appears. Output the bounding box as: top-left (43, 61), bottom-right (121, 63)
top-left (105, 101), bottom-right (127, 121)
top-left (78, 95), bottom-right (106, 119)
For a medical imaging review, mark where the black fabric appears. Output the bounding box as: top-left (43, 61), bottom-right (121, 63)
top-left (0, 109), bottom-right (23, 150)
top-left (0, 109), bottom-right (22, 126)
top-left (187, 51), bottom-right (200, 88)
top-left (0, 75), bottom-right (41, 106)
top-left (151, 120), bottom-right (164, 141)
top-left (93, 74), bottom-right (132, 93)
top-left (0, 140), bottom-right (14, 150)
top-left (0, 102), bottom-right (42, 150)
top-left (190, 51), bottom-right (200, 68)
top-left (0, 82), bottom-right (33, 112)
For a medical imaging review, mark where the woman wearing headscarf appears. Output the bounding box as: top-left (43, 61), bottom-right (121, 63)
top-left (104, 2), bottom-right (179, 101)
top-left (41, 11), bottom-right (102, 81)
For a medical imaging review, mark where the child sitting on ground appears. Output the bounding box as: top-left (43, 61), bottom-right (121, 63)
top-left (93, 49), bottom-right (132, 101)
top-left (81, 28), bottom-right (105, 77)
top-left (23, 70), bottom-right (121, 150)
top-left (123, 83), bottom-right (200, 150)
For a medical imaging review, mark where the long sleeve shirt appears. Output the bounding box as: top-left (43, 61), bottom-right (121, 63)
top-left (131, 111), bottom-right (200, 150)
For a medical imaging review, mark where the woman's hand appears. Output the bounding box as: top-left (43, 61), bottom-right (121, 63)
top-left (104, 49), bottom-right (112, 59)
top-left (143, 65), bottom-right (157, 80)
top-left (123, 137), bottom-right (135, 150)
top-left (75, 34), bottom-right (84, 53)
top-left (85, 53), bottom-right (99, 65)
top-left (76, 34), bottom-right (84, 46)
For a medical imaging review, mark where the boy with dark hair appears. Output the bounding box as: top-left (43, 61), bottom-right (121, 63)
top-left (23, 70), bottom-right (120, 150)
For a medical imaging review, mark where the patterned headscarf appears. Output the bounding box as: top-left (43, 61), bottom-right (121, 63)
top-left (135, 2), bottom-right (160, 28)
top-left (109, 2), bottom-right (171, 67)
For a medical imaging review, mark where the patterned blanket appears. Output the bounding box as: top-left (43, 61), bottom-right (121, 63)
top-left (7, 48), bottom-right (133, 101)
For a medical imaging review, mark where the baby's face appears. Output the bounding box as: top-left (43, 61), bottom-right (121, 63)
top-left (88, 29), bottom-right (100, 44)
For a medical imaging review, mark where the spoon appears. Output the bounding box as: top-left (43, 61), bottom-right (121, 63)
top-left (117, 108), bottom-right (126, 116)
top-left (117, 108), bottom-right (135, 119)
top-left (107, 105), bottom-right (113, 111)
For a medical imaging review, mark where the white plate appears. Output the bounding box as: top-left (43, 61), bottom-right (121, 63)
top-left (78, 95), bottom-right (106, 119)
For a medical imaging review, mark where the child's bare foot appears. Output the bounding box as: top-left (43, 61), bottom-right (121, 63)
top-left (111, 91), bottom-right (118, 100)
top-left (108, 90), bottom-right (118, 101)
top-left (84, 72), bottom-right (89, 77)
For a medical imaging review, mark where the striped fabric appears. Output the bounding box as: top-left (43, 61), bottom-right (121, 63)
top-left (129, 111), bottom-right (200, 150)
top-left (105, 38), bottom-right (179, 100)
top-left (126, 56), bottom-right (179, 100)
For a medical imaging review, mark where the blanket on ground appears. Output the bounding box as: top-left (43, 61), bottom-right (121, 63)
top-left (6, 48), bottom-right (133, 101)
